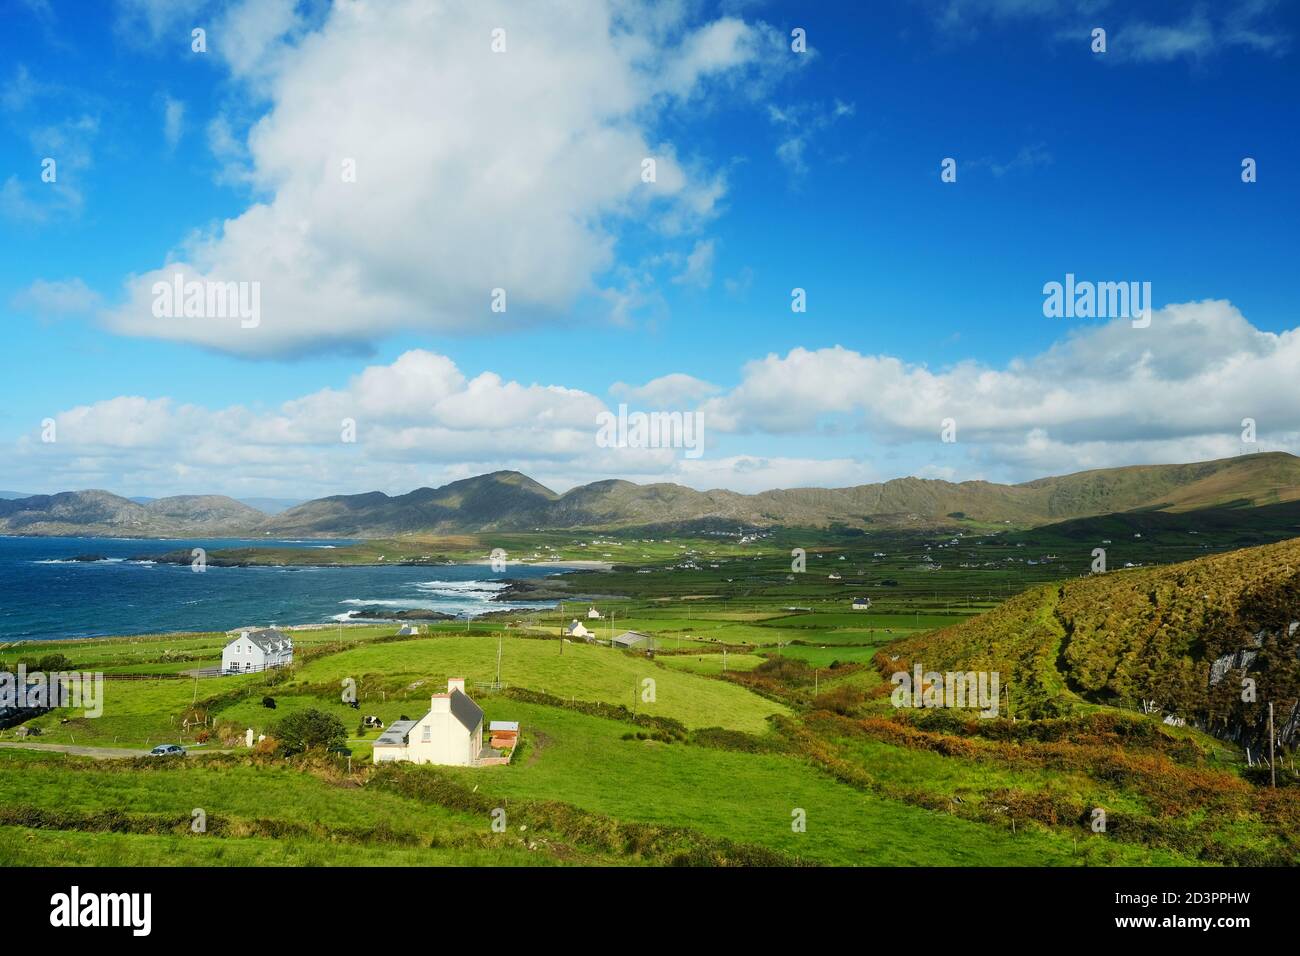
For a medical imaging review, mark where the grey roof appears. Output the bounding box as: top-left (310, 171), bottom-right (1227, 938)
top-left (374, 720), bottom-right (417, 746)
top-left (489, 721), bottom-right (519, 732)
top-left (227, 627), bottom-right (291, 651)
top-left (612, 630), bottom-right (651, 648)
top-left (450, 689), bottom-right (484, 733)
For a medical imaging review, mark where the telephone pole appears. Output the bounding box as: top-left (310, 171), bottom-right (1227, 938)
top-left (1269, 702), bottom-right (1276, 788)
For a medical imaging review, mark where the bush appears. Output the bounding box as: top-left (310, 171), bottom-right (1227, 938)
top-left (271, 709), bottom-right (347, 756)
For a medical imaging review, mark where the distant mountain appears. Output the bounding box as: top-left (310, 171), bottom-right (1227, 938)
top-left (261, 452), bottom-right (1300, 536)
top-left (0, 491), bottom-right (38, 500)
top-left (237, 497), bottom-right (304, 515)
top-left (0, 491), bottom-right (264, 537)
top-left (2, 452), bottom-right (1297, 538)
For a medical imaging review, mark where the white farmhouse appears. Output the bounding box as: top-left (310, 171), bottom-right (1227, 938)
top-left (586, 607), bottom-right (603, 620)
top-left (372, 678), bottom-right (485, 766)
top-left (564, 620), bottom-right (593, 639)
top-left (852, 597), bottom-right (872, 610)
top-left (222, 627), bottom-right (293, 674)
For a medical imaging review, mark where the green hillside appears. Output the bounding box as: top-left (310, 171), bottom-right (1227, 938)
top-left (881, 536), bottom-right (1300, 748)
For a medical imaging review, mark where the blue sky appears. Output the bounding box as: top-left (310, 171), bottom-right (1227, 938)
top-left (1, 0), bottom-right (1297, 499)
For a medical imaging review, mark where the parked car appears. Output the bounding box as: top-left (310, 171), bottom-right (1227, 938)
top-left (147, 744), bottom-right (186, 757)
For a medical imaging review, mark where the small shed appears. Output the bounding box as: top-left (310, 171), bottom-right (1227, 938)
top-left (612, 630), bottom-right (652, 649)
top-left (489, 720), bottom-right (519, 749)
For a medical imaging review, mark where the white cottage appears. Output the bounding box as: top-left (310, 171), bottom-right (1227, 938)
top-left (564, 620), bottom-right (593, 639)
top-left (371, 678), bottom-right (485, 766)
top-left (222, 627), bottom-right (293, 674)
top-left (586, 607), bottom-right (603, 620)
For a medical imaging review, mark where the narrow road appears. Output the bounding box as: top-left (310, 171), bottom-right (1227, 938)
top-left (0, 741), bottom-right (151, 759)
top-left (0, 742), bottom-right (237, 759)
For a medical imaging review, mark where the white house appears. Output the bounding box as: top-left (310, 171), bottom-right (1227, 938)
top-left (371, 678), bottom-right (485, 766)
top-left (564, 620), bottom-right (593, 639)
top-left (397, 623), bottom-right (422, 636)
top-left (851, 597), bottom-right (872, 610)
top-left (586, 607), bottom-right (603, 620)
top-left (222, 628), bottom-right (293, 674)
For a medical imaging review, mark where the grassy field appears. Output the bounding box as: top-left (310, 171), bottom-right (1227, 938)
top-left (3, 528), bottom-right (1297, 867)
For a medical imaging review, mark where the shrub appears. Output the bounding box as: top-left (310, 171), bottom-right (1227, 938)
top-left (271, 709), bottom-right (346, 756)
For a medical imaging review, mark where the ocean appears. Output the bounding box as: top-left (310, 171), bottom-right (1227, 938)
top-left (0, 536), bottom-right (560, 641)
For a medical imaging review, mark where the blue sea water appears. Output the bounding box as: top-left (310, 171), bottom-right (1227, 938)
top-left (0, 536), bottom-right (560, 640)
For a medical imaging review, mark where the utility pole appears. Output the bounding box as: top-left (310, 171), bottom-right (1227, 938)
top-left (496, 635), bottom-right (503, 690)
top-left (1269, 702), bottom-right (1276, 788)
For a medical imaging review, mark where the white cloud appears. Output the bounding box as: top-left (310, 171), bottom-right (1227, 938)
top-left (923, 0), bottom-right (1290, 60)
top-left (610, 372), bottom-right (721, 407)
top-left (115, 0), bottom-right (210, 44)
top-left (161, 95), bottom-right (185, 149)
top-left (10, 278), bottom-right (104, 318)
top-left (0, 114), bottom-right (98, 222)
top-left (101, 0), bottom-right (791, 357)
top-left (1, 65), bottom-right (39, 111)
top-left (703, 300), bottom-right (1300, 467)
top-left (768, 99), bottom-right (855, 178)
top-left (671, 238), bottom-right (716, 289)
top-left (11, 301), bottom-right (1300, 498)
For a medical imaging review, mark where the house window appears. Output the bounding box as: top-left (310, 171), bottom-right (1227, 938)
top-left (245, 662), bottom-right (252, 672)
top-left (422, 726), bottom-right (431, 743)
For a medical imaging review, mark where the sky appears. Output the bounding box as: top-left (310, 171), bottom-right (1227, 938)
top-left (1, 0), bottom-right (1298, 500)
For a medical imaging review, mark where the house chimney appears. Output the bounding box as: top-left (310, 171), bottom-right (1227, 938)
top-left (430, 694), bottom-right (451, 713)
top-left (447, 677), bottom-right (466, 695)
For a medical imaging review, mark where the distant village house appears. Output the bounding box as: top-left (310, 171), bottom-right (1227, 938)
top-left (564, 620), bottom-right (593, 639)
top-left (222, 628), bottom-right (293, 674)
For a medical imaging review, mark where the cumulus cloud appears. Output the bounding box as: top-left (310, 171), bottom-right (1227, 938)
top-left (10, 300), bottom-right (1300, 498)
top-left (101, 0), bottom-right (792, 357)
top-left (703, 300), bottom-right (1300, 466)
top-left (610, 372), bottom-right (721, 407)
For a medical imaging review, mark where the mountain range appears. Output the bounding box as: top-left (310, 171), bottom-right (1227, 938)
top-left (2, 451), bottom-right (1297, 538)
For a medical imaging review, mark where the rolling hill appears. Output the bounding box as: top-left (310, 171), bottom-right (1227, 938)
top-left (879, 536), bottom-right (1300, 752)
top-left (0, 491), bottom-right (265, 537)
top-left (2, 451), bottom-right (1297, 538)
